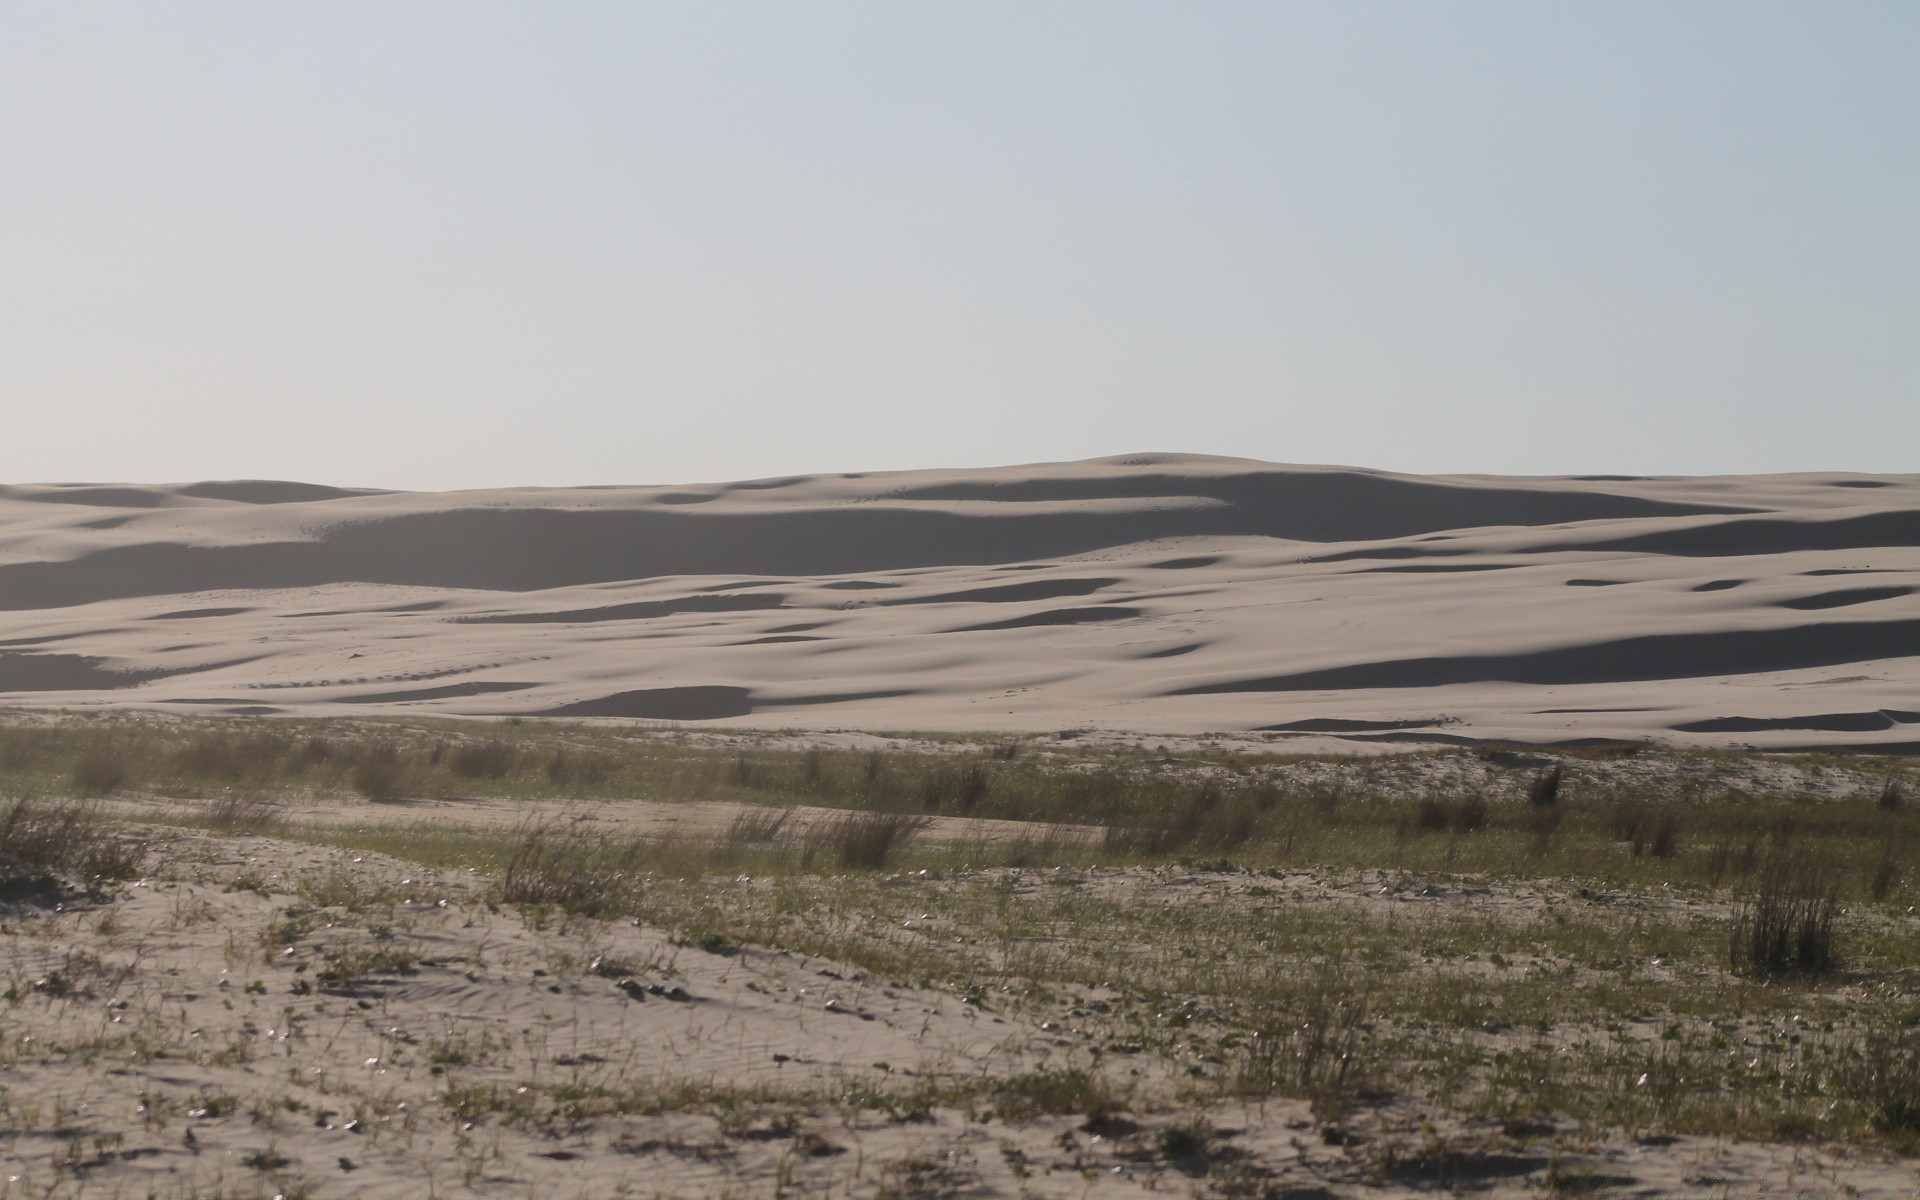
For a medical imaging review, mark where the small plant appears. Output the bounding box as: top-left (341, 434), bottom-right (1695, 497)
top-left (988, 1068), bottom-right (1123, 1123)
top-left (316, 946), bottom-right (418, 989)
top-left (1155, 1118), bottom-right (1212, 1160)
top-left (1880, 778), bottom-right (1906, 812)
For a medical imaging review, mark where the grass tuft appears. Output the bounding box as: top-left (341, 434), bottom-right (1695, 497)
top-left (1731, 851), bottom-right (1839, 977)
top-left (1528, 764), bottom-right (1563, 807)
top-left (351, 742), bottom-right (406, 802)
top-left (816, 810), bottom-right (929, 870)
top-left (0, 796), bottom-right (148, 888)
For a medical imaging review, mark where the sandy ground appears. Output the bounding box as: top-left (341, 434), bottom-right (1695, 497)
top-left (0, 455), bottom-right (1915, 750)
top-left (5, 821), bottom-right (1919, 1198)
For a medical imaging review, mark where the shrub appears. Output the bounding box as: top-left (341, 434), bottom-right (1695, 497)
top-left (545, 748), bottom-right (611, 788)
top-left (298, 736), bottom-right (335, 766)
top-left (1705, 835), bottom-right (1760, 888)
top-left (1611, 797), bottom-right (1647, 843)
top-left (731, 755), bottom-right (764, 789)
top-left (1103, 783), bottom-right (1263, 855)
top-left (172, 731), bottom-right (288, 782)
top-left (919, 764), bottom-right (989, 812)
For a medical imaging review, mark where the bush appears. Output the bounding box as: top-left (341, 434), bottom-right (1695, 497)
top-left (172, 731), bottom-right (288, 782)
top-left (1639, 813), bottom-right (1679, 859)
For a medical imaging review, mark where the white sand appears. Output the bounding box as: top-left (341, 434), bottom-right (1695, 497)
top-left (1, 454), bottom-right (1915, 750)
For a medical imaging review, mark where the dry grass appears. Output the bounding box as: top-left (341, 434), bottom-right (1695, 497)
top-left (1731, 851), bottom-right (1839, 977)
top-left (492, 820), bottom-right (651, 917)
top-left (0, 795), bottom-right (148, 889)
top-left (725, 805), bottom-right (793, 844)
top-left (1233, 962), bottom-right (1376, 1118)
top-left (1527, 763), bottom-right (1563, 807)
top-left (350, 741), bottom-right (405, 802)
top-left (1847, 1026), bottom-right (1920, 1135)
top-left (812, 810), bottom-right (929, 869)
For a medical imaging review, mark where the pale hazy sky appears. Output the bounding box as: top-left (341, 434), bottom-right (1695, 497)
top-left (4, 2), bottom-right (1915, 489)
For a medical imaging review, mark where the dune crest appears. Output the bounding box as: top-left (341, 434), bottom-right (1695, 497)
top-left (0, 456), bottom-right (1914, 749)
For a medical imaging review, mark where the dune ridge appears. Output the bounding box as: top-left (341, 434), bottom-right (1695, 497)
top-left (0, 456), bottom-right (1914, 749)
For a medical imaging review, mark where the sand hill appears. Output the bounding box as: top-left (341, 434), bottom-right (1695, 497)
top-left (1, 454), bottom-right (1915, 750)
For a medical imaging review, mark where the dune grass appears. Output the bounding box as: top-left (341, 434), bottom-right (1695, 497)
top-left (3, 710), bottom-right (1914, 890)
top-left (7, 709), bottom-right (1920, 1150)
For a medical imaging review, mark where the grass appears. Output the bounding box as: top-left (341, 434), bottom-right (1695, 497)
top-left (5, 709), bottom-right (1920, 1156)
top-left (0, 795), bottom-right (148, 890)
top-left (3, 712), bottom-right (1914, 887)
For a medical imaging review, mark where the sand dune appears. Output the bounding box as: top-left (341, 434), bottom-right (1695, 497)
top-left (0, 454), bottom-right (1915, 749)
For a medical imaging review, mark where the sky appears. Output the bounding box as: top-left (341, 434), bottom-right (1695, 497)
top-left (3, 2), bottom-right (1916, 490)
